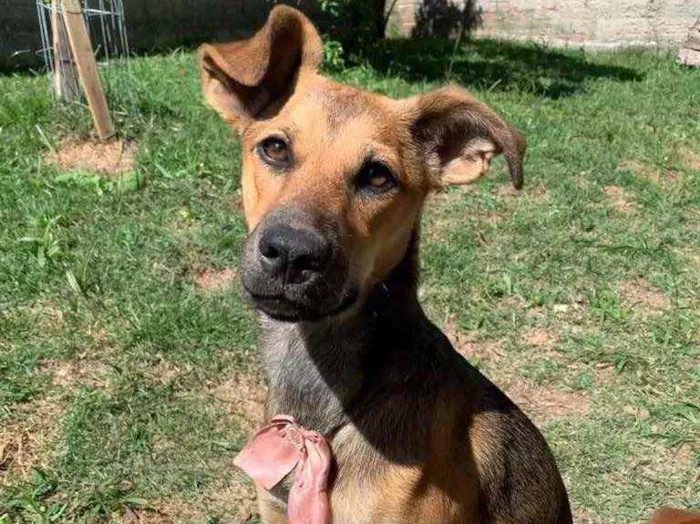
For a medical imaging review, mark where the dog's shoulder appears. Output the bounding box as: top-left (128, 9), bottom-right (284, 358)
top-left (425, 324), bottom-right (574, 523)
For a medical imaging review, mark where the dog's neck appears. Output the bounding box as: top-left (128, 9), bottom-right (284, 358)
top-left (257, 232), bottom-right (429, 434)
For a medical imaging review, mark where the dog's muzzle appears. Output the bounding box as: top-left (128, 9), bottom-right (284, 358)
top-left (240, 212), bottom-right (356, 321)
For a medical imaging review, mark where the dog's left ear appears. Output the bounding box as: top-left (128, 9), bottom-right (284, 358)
top-left (198, 5), bottom-right (323, 130)
top-left (409, 85), bottom-right (526, 189)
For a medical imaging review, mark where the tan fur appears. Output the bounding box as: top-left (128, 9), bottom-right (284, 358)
top-left (651, 508), bottom-right (700, 524)
top-left (325, 392), bottom-right (481, 523)
top-left (256, 484), bottom-right (288, 524)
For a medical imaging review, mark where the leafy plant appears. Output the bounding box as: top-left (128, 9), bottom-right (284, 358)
top-left (323, 39), bottom-right (345, 70)
top-left (17, 216), bottom-right (63, 268)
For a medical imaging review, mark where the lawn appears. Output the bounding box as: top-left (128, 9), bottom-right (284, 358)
top-left (1, 39), bottom-right (699, 523)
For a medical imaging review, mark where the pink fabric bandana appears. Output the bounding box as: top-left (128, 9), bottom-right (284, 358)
top-left (234, 415), bottom-right (332, 524)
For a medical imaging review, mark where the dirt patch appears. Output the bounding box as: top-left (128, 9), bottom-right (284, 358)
top-left (623, 404), bottom-right (650, 421)
top-left (443, 320), bottom-right (504, 364)
top-left (31, 303), bottom-right (66, 329)
top-left (424, 216), bottom-right (452, 241)
top-left (482, 212), bottom-right (504, 225)
top-left (573, 507), bottom-right (603, 524)
top-left (594, 363), bottom-right (617, 386)
top-left (618, 160), bottom-right (681, 185)
top-left (38, 359), bottom-right (111, 389)
top-left (201, 473), bottom-right (258, 522)
top-left (493, 184), bottom-right (519, 198)
top-left (429, 185), bottom-right (477, 204)
top-left (530, 184), bottom-right (550, 201)
top-left (46, 138), bottom-right (137, 175)
top-left (118, 474), bottom-right (258, 523)
top-left (681, 149), bottom-right (700, 171)
top-left (3, 303), bottom-right (66, 331)
top-left (195, 267), bottom-right (237, 292)
top-left (604, 185), bottom-right (636, 213)
top-left (147, 361), bottom-right (191, 386)
top-left (522, 328), bottom-right (562, 361)
top-left (619, 278), bottom-right (670, 315)
top-left (504, 380), bottom-right (591, 427)
top-left (665, 442), bottom-right (696, 469)
top-left (0, 398), bottom-right (67, 481)
top-left (523, 328), bottom-right (557, 348)
top-left (211, 372), bottom-right (267, 432)
top-left (85, 326), bottom-right (113, 345)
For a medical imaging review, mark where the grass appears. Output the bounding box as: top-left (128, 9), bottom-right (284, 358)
top-left (0, 39), bottom-right (699, 522)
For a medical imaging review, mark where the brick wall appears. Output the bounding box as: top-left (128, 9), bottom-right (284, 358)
top-left (387, 0), bottom-right (699, 49)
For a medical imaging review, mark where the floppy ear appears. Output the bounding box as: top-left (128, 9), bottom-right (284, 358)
top-left (198, 5), bottom-right (323, 130)
top-left (410, 85), bottom-right (526, 189)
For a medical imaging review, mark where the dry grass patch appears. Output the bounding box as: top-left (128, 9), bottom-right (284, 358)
top-left (146, 360), bottom-right (191, 386)
top-left (665, 442), bottom-right (696, 470)
top-left (0, 398), bottom-right (67, 482)
top-left (429, 186), bottom-right (476, 204)
top-left (604, 185), bottom-right (636, 213)
top-left (594, 363), bottom-right (618, 387)
top-left (195, 268), bottom-right (238, 293)
top-left (423, 189), bottom-right (466, 241)
top-left (424, 216), bottom-right (451, 241)
top-left (38, 358), bottom-right (111, 389)
top-left (618, 160), bottom-right (681, 185)
top-left (573, 507), bottom-right (604, 524)
top-left (211, 372), bottom-right (267, 432)
top-left (3, 303), bottom-right (66, 332)
top-left (622, 404), bottom-right (651, 421)
top-left (200, 473), bottom-right (258, 523)
top-left (46, 138), bottom-right (137, 175)
top-left (605, 440), bottom-right (699, 505)
top-left (483, 212), bottom-right (504, 225)
top-left (680, 149), bottom-right (700, 171)
top-left (443, 320), bottom-right (504, 365)
top-left (619, 278), bottom-right (670, 315)
top-left (504, 380), bottom-right (591, 427)
top-left (523, 327), bottom-right (558, 349)
top-left (116, 474), bottom-right (257, 523)
top-left (493, 184), bottom-right (519, 198)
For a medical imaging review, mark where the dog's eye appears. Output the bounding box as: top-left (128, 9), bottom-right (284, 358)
top-left (259, 137), bottom-right (290, 167)
top-left (357, 162), bottom-right (397, 194)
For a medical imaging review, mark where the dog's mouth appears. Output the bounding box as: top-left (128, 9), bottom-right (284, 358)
top-left (243, 285), bottom-right (359, 322)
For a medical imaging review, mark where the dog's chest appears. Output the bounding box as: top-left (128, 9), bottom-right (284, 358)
top-left (265, 423), bottom-right (406, 522)
top-left (260, 321), bottom-right (365, 433)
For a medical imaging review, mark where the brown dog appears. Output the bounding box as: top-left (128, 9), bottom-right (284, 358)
top-left (199, 6), bottom-right (571, 523)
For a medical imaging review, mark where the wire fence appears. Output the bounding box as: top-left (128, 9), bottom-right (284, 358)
top-left (35, 0), bottom-right (136, 114)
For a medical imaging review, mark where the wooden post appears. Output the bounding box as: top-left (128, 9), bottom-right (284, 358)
top-left (52, 0), bottom-right (79, 102)
top-left (61, 0), bottom-right (115, 140)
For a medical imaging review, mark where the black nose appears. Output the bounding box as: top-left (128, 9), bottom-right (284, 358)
top-left (258, 224), bottom-right (331, 283)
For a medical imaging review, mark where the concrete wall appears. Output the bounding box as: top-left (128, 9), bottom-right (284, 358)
top-left (2, 0), bottom-right (698, 68)
top-left (388, 0), bottom-right (699, 49)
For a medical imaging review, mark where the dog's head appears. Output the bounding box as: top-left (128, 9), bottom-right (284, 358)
top-left (199, 6), bottom-right (525, 322)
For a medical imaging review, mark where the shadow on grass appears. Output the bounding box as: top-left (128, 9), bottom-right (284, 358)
top-left (2, 36), bottom-right (645, 101)
top-left (364, 38), bottom-right (645, 98)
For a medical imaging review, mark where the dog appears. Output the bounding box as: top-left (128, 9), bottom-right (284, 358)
top-left (199, 5), bottom-right (572, 523)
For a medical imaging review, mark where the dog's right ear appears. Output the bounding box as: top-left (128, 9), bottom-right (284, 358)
top-left (198, 5), bottom-right (323, 130)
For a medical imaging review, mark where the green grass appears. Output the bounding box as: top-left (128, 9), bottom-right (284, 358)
top-left (1, 40), bottom-right (699, 522)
